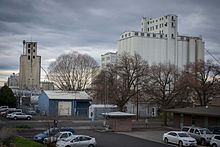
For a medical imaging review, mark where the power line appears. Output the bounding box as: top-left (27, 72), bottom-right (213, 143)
top-left (205, 48), bottom-right (220, 65)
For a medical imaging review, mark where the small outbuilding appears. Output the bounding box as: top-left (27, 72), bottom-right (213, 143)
top-left (38, 90), bottom-right (92, 117)
top-left (165, 106), bottom-right (220, 128)
top-left (102, 112), bottom-right (135, 132)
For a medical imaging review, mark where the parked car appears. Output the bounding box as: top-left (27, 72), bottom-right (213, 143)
top-left (56, 135), bottom-right (96, 147)
top-left (34, 127), bottom-right (59, 143)
top-left (6, 112), bottom-right (32, 120)
top-left (208, 127), bottom-right (220, 135)
top-left (2, 108), bottom-right (22, 117)
top-left (188, 127), bottom-right (213, 146)
top-left (210, 135), bottom-right (220, 147)
top-left (0, 106), bottom-right (8, 112)
top-left (163, 131), bottom-right (197, 147)
top-left (43, 131), bottom-right (74, 144)
top-left (181, 126), bottom-right (191, 132)
top-left (34, 127), bottom-right (76, 143)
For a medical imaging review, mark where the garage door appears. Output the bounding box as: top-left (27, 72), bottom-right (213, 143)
top-left (58, 101), bottom-right (72, 116)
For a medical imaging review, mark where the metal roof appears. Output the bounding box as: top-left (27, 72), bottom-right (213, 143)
top-left (165, 106), bottom-right (220, 117)
top-left (44, 90), bottom-right (91, 100)
top-left (102, 111), bottom-right (135, 117)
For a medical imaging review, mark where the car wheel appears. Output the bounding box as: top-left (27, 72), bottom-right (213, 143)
top-left (88, 145), bottom-right (94, 147)
top-left (201, 139), bottom-right (206, 146)
top-left (164, 138), bottom-right (168, 143)
top-left (212, 143), bottom-right (217, 147)
top-left (179, 141), bottom-right (183, 147)
top-left (27, 117), bottom-right (31, 120)
top-left (14, 117), bottom-right (17, 120)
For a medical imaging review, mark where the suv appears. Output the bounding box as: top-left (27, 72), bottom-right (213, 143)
top-left (188, 127), bottom-right (213, 146)
top-left (181, 126), bottom-right (191, 132)
top-left (208, 126), bottom-right (220, 135)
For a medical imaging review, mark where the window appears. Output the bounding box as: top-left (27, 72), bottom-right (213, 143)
top-left (28, 56), bottom-right (30, 60)
top-left (128, 33), bottom-right (131, 36)
top-left (172, 16), bottom-right (174, 20)
top-left (160, 35), bottom-right (163, 38)
top-left (28, 44), bottom-right (31, 48)
top-left (171, 34), bottom-right (174, 38)
top-left (147, 21), bottom-right (149, 24)
top-left (148, 28), bottom-right (149, 31)
top-left (33, 56), bottom-right (35, 59)
top-left (147, 33), bottom-right (150, 37)
top-left (156, 25), bottom-right (158, 29)
top-left (141, 28), bottom-right (143, 32)
top-left (162, 23), bottom-right (163, 27)
top-left (121, 35), bottom-right (123, 38)
top-left (107, 57), bottom-right (110, 60)
top-left (101, 58), bottom-right (105, 61)
top-left (134, 32), bottom-right (138, 36)
top-left (195, 129), bottom-right (200, 134)
top-left (172, 22), bottom-right (174, 27)
top-left (165, 34), bottom-right (167, 37)
top-left (153, 34), bottom-right (156, 37)
top-left (33, 49), bottom-right (35, 52)
top-left (189, 128), bottom-right (194, 133)
top-left (33, 43), bottom-right (36, 47)
top-left (141, 22), bottom-right (143, 25)
top-left (28, 49), bottom-right (30, 54)
top-left (156, 20), bottom-right (158, 22)
top-left (125, 34), bottom-right (127, 37)
top-left (165, 16), bottom-right (167, 19)
top-left (164, 23), bottom-right (167, 27)
top-left (214, 136), bottom-right (220, 140)
top-left (141, 33), bottom-right (144, 36)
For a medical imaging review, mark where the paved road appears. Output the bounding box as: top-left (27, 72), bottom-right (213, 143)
top-left (17, 129), bottom-right (172, 147)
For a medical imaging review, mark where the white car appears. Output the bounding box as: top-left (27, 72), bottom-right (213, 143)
top-left (163, 131), bottom-right (197, 147)
top-left (43, 131), bottom-right (73, 144)
top-left (210, 135), bottom-right (220, 147)
top-left (6, 112), bottom-right (32, 120)
top-left (56, 135), bottom-right (96, 147)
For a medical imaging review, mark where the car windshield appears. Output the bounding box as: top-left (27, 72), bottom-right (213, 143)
top-left (178, 133), bottom-right (189, 137)
top-left (200, 129), bottom-right (212, 134)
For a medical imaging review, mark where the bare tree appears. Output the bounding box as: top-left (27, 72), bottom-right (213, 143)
top-left (92, 53), bottom-right (149, 112)
top-left (48, 51), bottom-right (98, 91)
top-left (182, 60), bottom-right (220, 106)
top-left (143, 63), bottom-right (186, 125)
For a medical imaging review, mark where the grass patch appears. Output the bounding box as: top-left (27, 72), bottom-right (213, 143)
top-left (15, 136), bottom-right (45, 147)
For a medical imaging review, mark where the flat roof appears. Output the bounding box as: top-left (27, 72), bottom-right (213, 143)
top-left (165, 106), bottom-right (220, 117)
top-left (44, 90), bottom-right (91, 100)
top-left (102, 112), bottom-right (135, 117)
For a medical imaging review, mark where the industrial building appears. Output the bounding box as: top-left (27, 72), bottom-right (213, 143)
top-left (117, 14), bottom-right (204, 68)
top-left (101, 52), bottom-right (117, 68)
top-left (19, 40), bottom-right (41, 90)
top-left (38, 90), bottom-right (92, 117)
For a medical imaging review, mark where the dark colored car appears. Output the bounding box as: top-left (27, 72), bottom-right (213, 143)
top-left (33, 127), bottom-right (76, 143)
top-left (208, 126), bottom-right (220, 135)
top-left (34, 127), bottom-right (59, 143)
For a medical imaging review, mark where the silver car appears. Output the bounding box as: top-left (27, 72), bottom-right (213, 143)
top-left (6, 112), bottom-right (32, 120)
top-left (210, 135), bottom-right (220, 147)
top-left (56, 135), bottom-right (96, 147)
top-left (188, 127), bottom-right (213, 146)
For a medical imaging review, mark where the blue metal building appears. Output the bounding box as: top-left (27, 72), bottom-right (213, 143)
top-left (38, 90), bottom-right (92, 117)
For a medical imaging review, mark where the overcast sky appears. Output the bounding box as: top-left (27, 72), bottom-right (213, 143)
top-left (0, 0), bottom-right (220, 85)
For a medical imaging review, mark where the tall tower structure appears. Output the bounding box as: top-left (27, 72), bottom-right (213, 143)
top-left (19, 40), bottom-right (41, 90)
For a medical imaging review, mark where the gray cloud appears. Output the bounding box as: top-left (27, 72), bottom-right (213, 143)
top-left (0, 0), bottom-right (220, 84)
